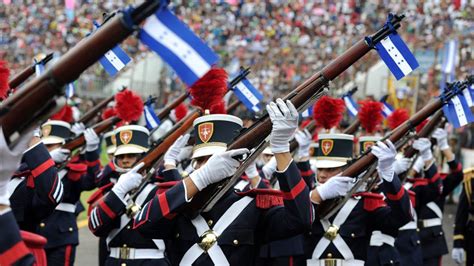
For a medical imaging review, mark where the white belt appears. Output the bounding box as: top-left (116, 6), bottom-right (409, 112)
top-left (109, 247), bottom-right (164, 260)
top-left (399, 221), bottom-right (417, 231)
top-left (55, 203), bottom-right (76, 213)
top-left (369, 231), bottom-right (395, 247)
top-left (307, 258), bottom-right (365, 266)
top-left (419, 218), bottom-right (442, 228)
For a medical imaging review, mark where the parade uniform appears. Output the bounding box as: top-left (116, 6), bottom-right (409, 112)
top-left (453, 168), bottom-right (474, 265)
top-left (9, 142), bottom-right (62, 232)
top-left (418, 159), bottom-right (463, 266)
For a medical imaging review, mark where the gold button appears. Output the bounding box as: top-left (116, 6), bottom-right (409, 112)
top-left (126, 226), bottom-right (131, 229)
top-left (440, 232), bottom-right (443, 235)
top-left (416, 228), bottom-right (420, 232)
top-left (123, 244), bottom-right (127, 248)
top-left (308, 231), bottom-right (312, 235)
top-left (40, 223), bottom-right (45, 228)
top-left (176, 233), bottom-right (180, 238)
top-left (68, 227), bottom-right (73, 232)
top-left (327, 253), bottom-right (332, 258)
top-left (351, 233), bottom-right (355, 238)
top-left (416, 240), bottom-right (421, 244)
top-left (121, 263), bottom-right (126, 266)
top-left (390, 260), bottom-right (393, 264)
top-left (207, 220), bottom-right (213, 226)
top-left (233, 239), bottom-right (239, 246)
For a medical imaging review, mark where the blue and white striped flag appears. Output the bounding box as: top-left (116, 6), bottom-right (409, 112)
top-left (375, 33), bottom-right (419, 80)
top-left (99, 46), bottom-right (132, 76)
top-left (232, 77), bottom-right (263, 113)
top-left (65, 83), bottom-right (75, 98)
top-left (342, 95), bottom-right (359, 117)
top-left (144, 104), bottom-right (161, 130)
top-left (380, 99), bottom-right (394, 117)
top-left (300, 105), bottom-right (313, 118)
top-left (463, 85), bottom-right (474, 107)
top-left (140, 8), bottom-right (218, 87)
top-left (35, 63), bottom-right (45, 77)
top-left (442, 93), bottom-right (474, 128)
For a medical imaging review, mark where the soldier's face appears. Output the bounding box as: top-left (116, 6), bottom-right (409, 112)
top-left (317, 166), bottom-right (344, 184)
top-left (116, 154), bottom-right (140, 168)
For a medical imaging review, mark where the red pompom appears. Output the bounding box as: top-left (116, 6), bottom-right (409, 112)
top-left (173, 103), bottom-right (188, 122)
top-left (101, 107), bottom-right (116, 120)
top-left (189, 68), bottom-right (228, 114)
top-left (358, 100), bottom-right (383, 134)
top-left (416, 119), bottom-right (428, 133)
top-left (313, 96), bottom-right (345, 130)
top-left (0, 60), bottom-right (10, 100)
top-left (50, 105), bottom-right (73, 123)
top-left (387, 109), bottom-right (409, 130)
top-left (115, 89), bottom-right (144, 123)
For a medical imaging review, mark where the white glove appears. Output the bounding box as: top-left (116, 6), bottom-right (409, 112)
top-left (84, 128), bottom-right (100, 152)
top-left (164, 134), bottom-right (190, 166)
top-left (50, 148), bottom-right (71, 163)
top-left (262, 156), bottom-right (277, 179)
top-left (316, 176), bottom-right (353, 201)
top-left (432, 128), bottom-right (449, 150)
top-left (112, 162), bottom-right (145, 200)
top-left (245, 161), bottom-right (259, 178)
top-left (371, 141), bottom-right (397, 182)
top-left (0, 128), bottom-right (34, 205)
top-left (266, 99), bottom-right (298, 154)
top-left (451, 248), bottom-right (464, 264)
top-left (295, 129), bottom-right (312, 158)
top-left (190, 148), bottom-right (249, 191)
top-left (71, 122), bottom-right (86, 136)
top-left (33, 127), bottom-right (41, 138)
top-left (177, 146), bottom-right (193, 163)
top-left (413, 138), bottom-right (433, 161)
top-left (394, 157), bottom-right (411, 175)
top-left (412, 156), bottom-right (424, 173)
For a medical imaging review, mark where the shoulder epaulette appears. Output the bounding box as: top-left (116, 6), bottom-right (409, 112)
top-left (354, 192), bottom-right (386, 211)
top-left (87, 183), bottom-right (114, 206)
top-left (66, 163), bottom-right (87, 181)
top-left (236, 189), bottom-right (284, 209)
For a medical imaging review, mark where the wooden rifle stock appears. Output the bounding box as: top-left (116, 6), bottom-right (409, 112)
top-left (78, 94), bottom-right (116, 125)
top-left (0, 0), bottom-right (163, 147)
top-left (157, 92), bottom-right (189, 121)
top-left (317, 77), bottom-right (474, 218)
top-left (344, 119), bottom-right (361, 135)
top-left (226, 100), bottom-right (240, 114)
top-left (8, 53), bottom-right (53, 90)
top-left (62, 116), bottom-right (121, 151)
top-left (185, 14), bottom-right (406, 213)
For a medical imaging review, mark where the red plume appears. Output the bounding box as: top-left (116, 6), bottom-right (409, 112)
top-left (416, 119), bottom-right (428, 133)
top-left (189, 68), bottom-right (228, 114)
top-left (358, 100), bottom-right (383, 134)
top-left (173, 103), bottom-right (188, 122)
top-left (387, 108), bottom-right (409, 130)
top-left (115, 90), bottom-right (144, 123)
top-left (50, 105), bottom-right (73, 123)
top-left (101, 107), bottom-right (117, 120)
top-left (0, 60), bottom-right (10, 100)
top-left (313, 96), bottom-right (345, 130)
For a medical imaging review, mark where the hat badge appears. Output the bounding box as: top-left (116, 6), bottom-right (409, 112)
top-left (321, 139), bottom-right (334, 156)
top-left (363, 141), bottom-right (375, 152)
top-left (42, 125), bottom-right (52, 137)
top-left (198, 122), bottom-right (214, 143)
top-left (111, 134), bottom-right (117, 146)
top-left (120, 130), bottom-right (133, 144)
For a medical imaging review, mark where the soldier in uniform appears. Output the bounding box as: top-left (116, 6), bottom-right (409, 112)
top-left (133, 99), bottom-right (313, 265)
top-left (88, 125), bottom-right (172, 265)
top-left (36, 120), bottom-right (102, 265)
top-left (305, 133), bottom-right (412, 265)
top-left (452, 167), bottom-right (474, 265)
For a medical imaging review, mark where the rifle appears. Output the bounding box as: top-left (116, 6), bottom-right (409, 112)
top-left (344, 120), bottom-right (361, 135)
top-left (8, 53), bottom-right (54, 90)
top-left (78, 94), bottom-right (117, 125)
top-left (186, 14), bottom-right (407, 214)
top-left (0, 0), bottom-right (165, 148)
top-left (226, 100), bottom-right (241, 114)
top-left (317, 76), bottom-right (474, 219)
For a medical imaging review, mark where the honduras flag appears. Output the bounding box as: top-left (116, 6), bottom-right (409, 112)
top-left (442, 93), bottom-right (474, 128)
top-left (144, 104), bottom-right (160, 130)
top-left (232, 77), bottom-right (263, 113)
top-left (380, 97), bottom-right (394, 117)
top-left (99, 46), bottom-right (132, 76)
top-left (35, 63), bottom-right (45, 77)
top-left (463, 85), bottom-right (474, 107)
top-left (375, 33), bottom-right (419, 80)
top-left (300, 105), bottom-right (313, 118)
top-left (65, 83), bottom-right (75, 98)
top-left (342, 95), bottom-right (358, 117)
top-left (140, 8), bottom-right (219, 87)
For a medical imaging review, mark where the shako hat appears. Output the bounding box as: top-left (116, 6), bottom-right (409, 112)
top-left (192, 114), bottom-right (243, 159)
top-left (359, 136), bottom-right (381, 153)
top-left (315, 133), bottom-right (354, 169)
top-left (41, 120), bottom-right (72, 145)
top-left (114, 125), bottom-right (149, 156)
